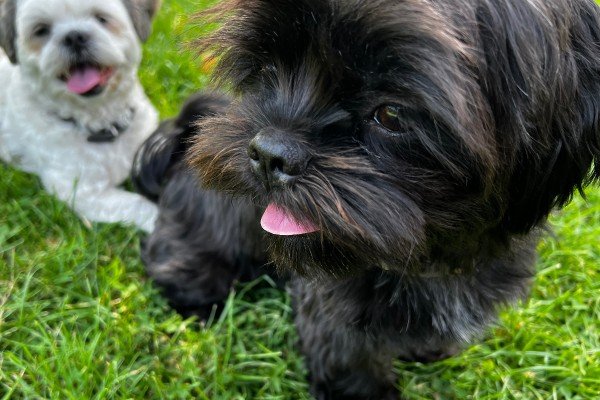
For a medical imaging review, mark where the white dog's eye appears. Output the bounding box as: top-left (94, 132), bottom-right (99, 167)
top-left (32, 23), bottom-right (51, 39)
top-left (95, 13), bottom-right (109, 25)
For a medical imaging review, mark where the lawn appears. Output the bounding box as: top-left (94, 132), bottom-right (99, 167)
top-left (1, 1), bottom-right (599, 399)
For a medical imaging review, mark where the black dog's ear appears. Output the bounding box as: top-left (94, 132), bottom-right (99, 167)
top-left (577, 5), bottom-right (600, 180)
top-left (175, 92), bottom-right (230, 131)
top-left (499, 1), bottom-right (600, 233)
top-left (0, 0), bottom-right (17, 64)
top-left (563, 1), bottom-right (600, 168)
top-left (132, 92), bottom-right (230, 201)
top-left (122, 0), bottom-right (160, 42)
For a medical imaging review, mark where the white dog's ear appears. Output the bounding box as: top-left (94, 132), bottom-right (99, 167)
top-left (122, 0), bottom-right (160, 42)
top-left (0, 0), bottom-right (17, 63)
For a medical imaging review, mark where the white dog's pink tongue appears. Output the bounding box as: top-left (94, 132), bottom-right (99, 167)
top-left (67, 67), bottom-right (102, 94)
top-left (261, 204), bottom-right (319, 236)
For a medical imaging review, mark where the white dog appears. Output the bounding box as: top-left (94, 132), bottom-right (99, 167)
top-left (0, 0), bottom-right (160, 232)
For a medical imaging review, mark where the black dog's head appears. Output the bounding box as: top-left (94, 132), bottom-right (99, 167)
top-left (189, 0), bottom-right (600, 277)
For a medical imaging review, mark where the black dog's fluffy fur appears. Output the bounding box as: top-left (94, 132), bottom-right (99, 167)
top-left (135, 0), bottom-right (600, 398)
top-left (133, 93), bottom-right (269, 319)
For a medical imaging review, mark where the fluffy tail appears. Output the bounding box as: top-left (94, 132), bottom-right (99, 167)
top-left (132, 92), bottom-right (230, 202)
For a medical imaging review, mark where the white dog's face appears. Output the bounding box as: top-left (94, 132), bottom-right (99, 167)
top-left (8, 0), bottom-right (154, 99)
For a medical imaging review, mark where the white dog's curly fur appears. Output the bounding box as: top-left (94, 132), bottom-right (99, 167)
top-left (0, 0), bottom-right (159, 232)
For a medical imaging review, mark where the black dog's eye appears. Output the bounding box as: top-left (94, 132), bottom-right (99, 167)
top-left (32, 23), bottom-right (51, 38)
top-left (95, 13), bottom-right (109, 25)
top-left (374, 105), bottom-right (404, 133)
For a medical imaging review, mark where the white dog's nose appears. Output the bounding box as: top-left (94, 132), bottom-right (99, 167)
top-left (62, 31), bottom-right (91, 51)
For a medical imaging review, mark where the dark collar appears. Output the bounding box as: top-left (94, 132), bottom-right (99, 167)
top-left (55, 107), bottom-right (136, 143)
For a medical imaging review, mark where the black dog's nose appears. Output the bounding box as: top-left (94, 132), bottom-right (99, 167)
top-left (248, 130), bottom-right (309, 189)
top-left (63, 31), bottom-right (91, 50)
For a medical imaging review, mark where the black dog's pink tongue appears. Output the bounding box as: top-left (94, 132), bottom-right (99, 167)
top-left (261, 203), bottom-right (319, 236)
top-left (67, 66), bottom-right (103, 94)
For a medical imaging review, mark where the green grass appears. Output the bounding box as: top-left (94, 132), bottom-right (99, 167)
top-left (1, 1), bottom-right (600, 398)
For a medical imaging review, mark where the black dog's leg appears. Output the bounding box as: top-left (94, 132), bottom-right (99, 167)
top-left (143, 243), bottom-right (239, 320)
top-left (292, 279), bottom-right (399, 400)
top-left (142, 173), bottom-right (267, 319)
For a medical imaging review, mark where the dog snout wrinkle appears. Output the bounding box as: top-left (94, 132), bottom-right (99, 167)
top-left (248, 130), bottom-right (309, 189)
top-left (62, 30), bottom-right (91, 51)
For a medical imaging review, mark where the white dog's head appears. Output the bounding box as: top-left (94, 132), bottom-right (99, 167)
top-left (0, 0), bottom-right (158, 100)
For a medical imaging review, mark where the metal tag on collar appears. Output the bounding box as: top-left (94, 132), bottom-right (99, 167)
top-left (87, 125), bottom-right (120, 143)
top-left (87, 107), bottom-right (136, 143)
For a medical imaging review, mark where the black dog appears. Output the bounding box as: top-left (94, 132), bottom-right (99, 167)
top-left (140, 0), bottom-right (600, 398)
top-left (132, 93), bottom-right (270, 319)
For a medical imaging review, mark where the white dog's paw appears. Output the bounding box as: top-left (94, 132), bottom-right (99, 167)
top-left (137, 201), bottom-right (159, 233)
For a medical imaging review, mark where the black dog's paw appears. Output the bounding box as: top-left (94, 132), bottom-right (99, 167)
top-left (312, 381), bottom-right (400, 400)
top-left (402, 343), bottom-right (461, 364)
top-left (147, 255), bottom-right (237, 320)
